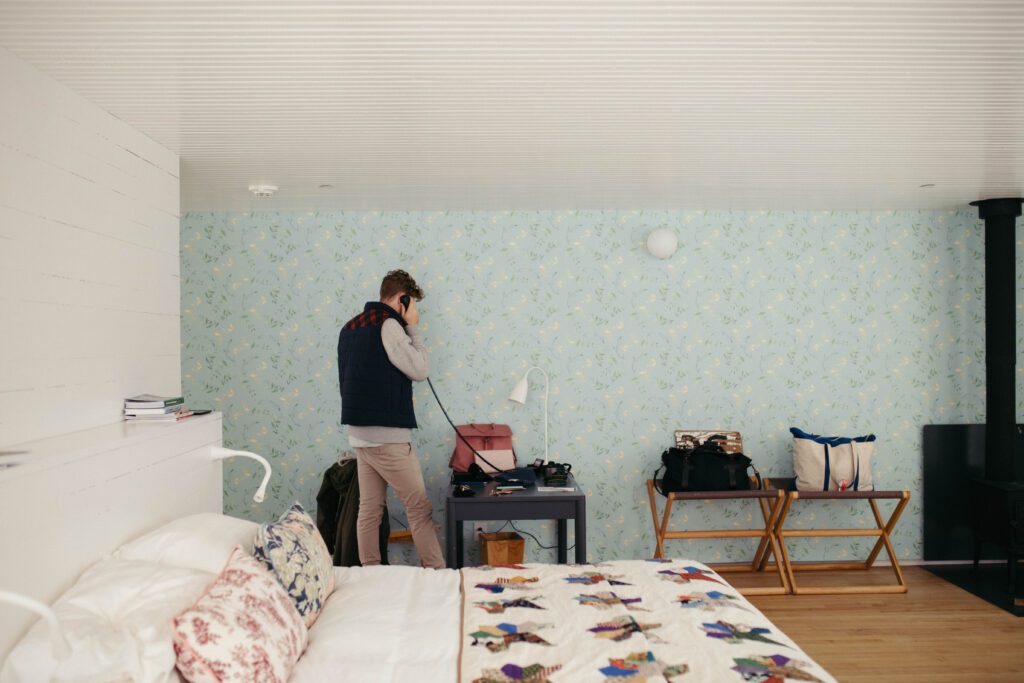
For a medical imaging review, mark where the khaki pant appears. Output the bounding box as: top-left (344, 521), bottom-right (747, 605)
top-left (354, 443), bottom-right (445, 569)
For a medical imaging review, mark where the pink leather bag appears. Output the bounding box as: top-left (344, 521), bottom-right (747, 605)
top-left (448, 423), bottom-right (516, 472)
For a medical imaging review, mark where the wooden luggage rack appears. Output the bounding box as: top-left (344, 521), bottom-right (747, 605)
top-left (766, 478), bottom-right (911, 595)
top-left (645, 479), bottom-right (791, 596)
top-left (647, 430), bottom-right (911, 595)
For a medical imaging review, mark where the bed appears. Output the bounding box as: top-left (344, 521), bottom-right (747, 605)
top-left (0, 414), bottom-right (835, 682)
top-left (286, 556), bottom-right (836, 683)
top-left (2, 519), bottom-right (835, 682)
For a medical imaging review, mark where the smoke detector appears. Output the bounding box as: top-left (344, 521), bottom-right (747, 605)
top-left (248, 184), bottom-right (278, 198)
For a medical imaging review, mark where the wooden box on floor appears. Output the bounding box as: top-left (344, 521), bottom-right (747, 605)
top-left (479, 532), bottom-right (525, 565)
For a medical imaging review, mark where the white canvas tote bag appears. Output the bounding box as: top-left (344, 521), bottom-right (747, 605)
top-left (791, 428), bottom-right (876, 491)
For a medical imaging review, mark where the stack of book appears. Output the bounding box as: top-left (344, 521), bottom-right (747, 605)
top-left (123, 394), bottom-right (193, 422)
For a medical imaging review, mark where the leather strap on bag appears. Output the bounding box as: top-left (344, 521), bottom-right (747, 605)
top-left (852, 446), bottom-right (861, 491)
top-left (822, 443), bottom-right (831, 491)
top-left (654, 463), bottom-right (666, 496)
top-left (750, 462), bottom-right (763, 490)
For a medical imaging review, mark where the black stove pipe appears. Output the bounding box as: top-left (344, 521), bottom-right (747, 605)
top-left (970, 197), bottom-right (1023, 482)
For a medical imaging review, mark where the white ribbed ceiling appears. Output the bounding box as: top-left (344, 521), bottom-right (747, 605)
top-left (1, 0), bottom-right (1022, 211)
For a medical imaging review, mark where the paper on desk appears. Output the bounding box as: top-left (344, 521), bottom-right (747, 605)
top-left (476, 449), bottom-right (516, 473)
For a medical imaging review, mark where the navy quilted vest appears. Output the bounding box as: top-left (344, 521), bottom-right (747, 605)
top-left (337, 302), bottom-right (417, 429)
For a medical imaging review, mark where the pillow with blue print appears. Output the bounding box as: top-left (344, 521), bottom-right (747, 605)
top-left (253, 502), bottom-right (336, 627)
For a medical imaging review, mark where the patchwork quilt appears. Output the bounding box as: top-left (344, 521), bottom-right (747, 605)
top-left (460, 559), bottom-right (836, 683)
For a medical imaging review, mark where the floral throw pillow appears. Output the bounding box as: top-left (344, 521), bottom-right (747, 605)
top-left (172, 546), bottom-right (307, 683)
top-left (253, 502), bottom-right (336, 627)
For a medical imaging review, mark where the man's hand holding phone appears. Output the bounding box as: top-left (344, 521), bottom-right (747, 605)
top-left (404, 297), bottom-right (420, 326)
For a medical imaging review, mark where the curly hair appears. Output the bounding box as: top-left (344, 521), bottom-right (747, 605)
top-left (379, 269), bottom-right (424, 302)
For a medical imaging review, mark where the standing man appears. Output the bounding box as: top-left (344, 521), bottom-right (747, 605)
top-left (337, 269), bottom-right (445, 569)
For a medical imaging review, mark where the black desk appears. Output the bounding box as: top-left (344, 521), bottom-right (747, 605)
top-left (445, 475), bottom-right (586, 568)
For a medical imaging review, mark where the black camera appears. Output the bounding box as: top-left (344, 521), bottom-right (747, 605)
top-left (543, 462), bottom-right (572, 486)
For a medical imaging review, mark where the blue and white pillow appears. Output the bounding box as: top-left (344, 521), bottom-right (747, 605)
top-left (254, 502), bottom-right (335, 626)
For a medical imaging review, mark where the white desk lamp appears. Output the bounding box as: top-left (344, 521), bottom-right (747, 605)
top-left (0, 447), bottom-right (273, 667)
top-left (0, 591), bottom-right (70, 660)
top-left (210, 446), bottom-right (273, 503)
top-left (508, 366), bottom-right (549, 464)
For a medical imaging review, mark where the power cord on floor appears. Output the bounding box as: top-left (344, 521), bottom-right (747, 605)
top-left (508, 520), bottom-right (575, 551)
top-left (475, 521), bottom-right (574, 551)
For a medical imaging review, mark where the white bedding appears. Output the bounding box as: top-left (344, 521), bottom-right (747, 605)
top-left (4, 554), bottom-right (831, 683)
top-left (291, 564), bottom-right (462, 683)
top-left (294, 560), bottom-right (834, 683)
top-left (1, 559), bottom-right (214, 683)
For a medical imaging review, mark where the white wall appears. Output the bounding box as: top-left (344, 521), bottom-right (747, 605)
top-left (0, 414), bottom-right (223, 660)
top-left (0, 47), bottom-right (180, 447)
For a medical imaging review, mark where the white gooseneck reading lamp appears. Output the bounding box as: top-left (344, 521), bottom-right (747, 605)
top-left (508, 366), bottom-right (549, 464)
top-left (0, 448), bottom-right (273, 668)
top-left (210, 446), bottom-right (273, 503)
top-left (0, 591), bottom-right (71, 660)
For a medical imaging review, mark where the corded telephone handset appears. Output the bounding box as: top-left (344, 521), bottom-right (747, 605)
top-left (399, 294), bottom-right (411, 316)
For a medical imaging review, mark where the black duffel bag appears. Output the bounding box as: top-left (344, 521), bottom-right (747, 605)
top-left (654, 435), bottom-right (761, 495)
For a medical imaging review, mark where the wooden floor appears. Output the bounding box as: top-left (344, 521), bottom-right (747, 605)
top-left (732, 566), bottom-right (1024, 682)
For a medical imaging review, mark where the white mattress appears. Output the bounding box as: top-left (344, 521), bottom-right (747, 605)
top-left (291, 564), bottom-right (462, 683)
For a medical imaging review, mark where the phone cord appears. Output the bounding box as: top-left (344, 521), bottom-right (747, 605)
top-left (426, 378), bottom-right (513, 475)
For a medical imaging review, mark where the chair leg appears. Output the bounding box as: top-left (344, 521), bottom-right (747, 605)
top-left (645, 487), bottom-right (789, 595)
top-left (782, 492), bottom-right (910, 595)
top-left (751, 496), bottom-right (772, 570)
top-left (877, 521), bottom-right (907, 590)
top-left (762, 494), bottom-right (790, 593)
top-left (865, 499), bottom-right (885, 569)
top-left (658, 494), bottom-right (676, 560)
top-left (868, 494), bottom-right (910, 589)
top-left (754, 493), bottom-right (784, 571)
top-left (865, 494), bottom-right (909, 569)
top-left (766, 518), bottom-right (791, 594)
top-left (703, 494), bottom-right (789, 596)
top-left (775, 494), bottom-right (797, 594)
top-left (646, 480), bottom-right (664, 559)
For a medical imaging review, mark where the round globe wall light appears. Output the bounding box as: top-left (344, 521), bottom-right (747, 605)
top-left (646, 228), bottom-right (678, 259)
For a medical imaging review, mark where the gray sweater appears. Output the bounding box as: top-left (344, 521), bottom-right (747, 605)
top-left (348, 320), bottom-right (428, 446)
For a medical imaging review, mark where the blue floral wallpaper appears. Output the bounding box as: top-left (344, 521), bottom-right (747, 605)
top-left (181, 209), bottom-right (987, 565)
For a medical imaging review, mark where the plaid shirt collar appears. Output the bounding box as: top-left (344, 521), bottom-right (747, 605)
top-left (363, 300), bottom-right (406, 326)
